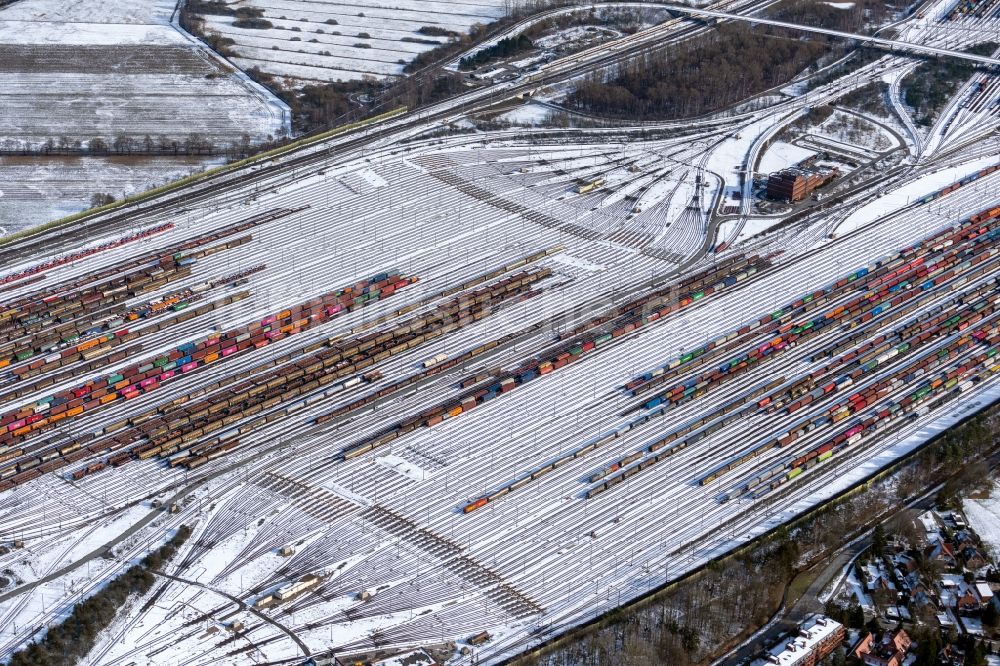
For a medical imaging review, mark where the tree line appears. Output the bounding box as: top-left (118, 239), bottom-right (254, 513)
top-left (0, 132), bottom-right (270, 158)
top-left (7, 525), bottom-right (192, 666)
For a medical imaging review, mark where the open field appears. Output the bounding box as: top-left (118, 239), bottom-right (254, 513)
top-left (0, 0), bottom-right (290, 150)
top-left (0, 155), bottom-right (226, 234)
top-left (0, 0), bottom-right (290, 233)
top-left (199, 0), bottom-right (523, 84)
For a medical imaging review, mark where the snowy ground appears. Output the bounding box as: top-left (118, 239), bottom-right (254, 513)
top-left (814, 110), bottom-right (898, 154)
top-left (758, 141), bottom-right (816, 173)
top-left (495, 102), bottom-right (554, 126)
top-left (0, 0), bottom-right (289, 230)
top-left (199, 0), bottom-right (526, 85)
top-left (963, 484), bottom-right (1000, 556)
top-left (0, 155), bottom-right (226, 234)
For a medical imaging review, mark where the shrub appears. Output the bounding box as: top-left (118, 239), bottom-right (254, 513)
top-left (417, 25), bottom-right (459, 37)
top-left (233, 17), bottom-right (273, 29)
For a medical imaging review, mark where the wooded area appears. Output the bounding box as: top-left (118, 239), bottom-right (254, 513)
top-left (564, 24), bottom-right (832, 120)
top-left (768, 0), bottom-right (893, 32)
top-left (561, 0), bottom-right (899, 122)
top-left (902, 42), bottom-right (997, 126)
top-left (459, 34), bottom-right (533, 70)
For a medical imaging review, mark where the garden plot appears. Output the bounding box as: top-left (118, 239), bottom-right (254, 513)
top-left (199, 0), bottom-right (522, 84)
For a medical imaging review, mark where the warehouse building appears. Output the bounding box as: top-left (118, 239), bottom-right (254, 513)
top-left (766, 167), bottom-right (838, 202)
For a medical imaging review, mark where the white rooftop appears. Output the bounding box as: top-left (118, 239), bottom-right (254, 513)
top-left (765, 616), bottom-right (843, 666)
top-left (918, 510), bottom-right (940, 533)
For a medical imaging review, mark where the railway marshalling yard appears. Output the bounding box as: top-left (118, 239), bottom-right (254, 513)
top-left (1, 1), bottom-right (1000, 664)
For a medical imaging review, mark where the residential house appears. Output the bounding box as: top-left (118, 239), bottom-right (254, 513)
top-left (952, 530), bottom-right (973, 547)
top-left (901, 570), bottom-right (929, 603)
top-left (894, 553), bottom-right (918, 575)
top-left (960, 546), bottom-right (988, 571)
top-left (852, 628), bottom-right (912, 666)
top-left (924, 537), bottom-right (958, 568)
top-left (956, 585), bottom-right (980, 613)
top-left (940, 643), bottom-right (966, 666)
top-left (974, 582), bottom-right (993, 606)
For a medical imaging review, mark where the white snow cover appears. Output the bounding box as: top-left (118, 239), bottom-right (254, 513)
top-left (963, 488), bottom-right (1000, 556)
top-left (201, 0), bottom-right (527, 84)
top-left (836, 155), bottom-right (1000, 235)
top-left (758, 141), bottom-right (817, 173)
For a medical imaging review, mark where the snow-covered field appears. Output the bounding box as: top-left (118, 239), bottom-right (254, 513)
top-left (0, 155), bottom-right (226, 234)
top-left (0, 0), bottom-right (290, 149)
top-left (0, 0), bottom-right (290, 231)
top-left (963, 485), bottom-right (1000, 556)
top-left (199, 0), bottom-right (526, 84)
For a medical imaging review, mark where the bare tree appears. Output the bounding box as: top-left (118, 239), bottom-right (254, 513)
top-left (89, 137), bottom-right (109, 155)
top-left (113, 133), bottom-right (136, 155)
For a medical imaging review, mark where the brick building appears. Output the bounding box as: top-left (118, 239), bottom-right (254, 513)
top-left (765, 167), bottom-right (838, 202)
